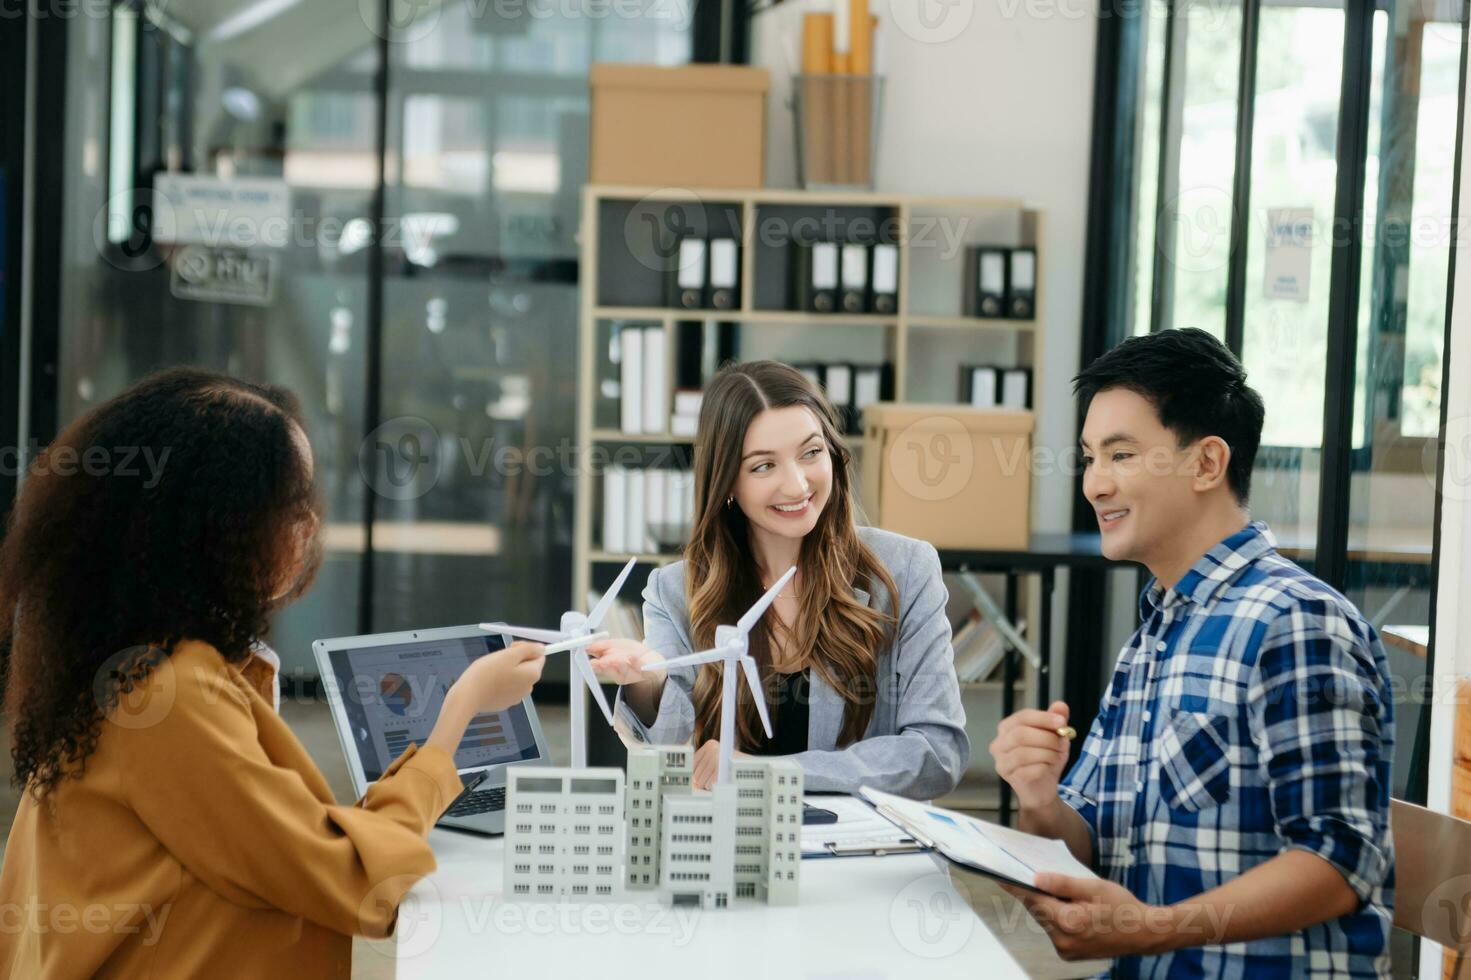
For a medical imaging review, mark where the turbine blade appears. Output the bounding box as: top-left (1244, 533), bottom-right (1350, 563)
top-left (542, 632), bottom-right (609, 655)
top-left (586, 557), bottom-right (638, 630)
top-left (575, 652), bottom-right (617, 727)
top-left (648, 646), bottom-right (729, 671)
top-left (736, 566), bottom-right (797, 633)
top-left (480, 623), bottom-right (566, 644)
top-left (740, 656), bottom-right (773, 740)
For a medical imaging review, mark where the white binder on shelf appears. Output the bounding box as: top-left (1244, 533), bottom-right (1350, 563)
top-left (854, 366), bottom-right (883, 413)
top-left (602, 464), bottom-right (628, 553)
top-left (811, 242), bottom-right (839, 313)
top-left (674, 238), bottom-right (707, 310)
top-left (619, 326), bottom-right (644, 434)
top-left (825, 363), bottom-right (853, 409)
top-left (646, 468), bottom-right (667, 547)
top-left (840, 243), bottom-right (869, 313)
top-left (969, 366), bottom-right (999, 408)
top-left (660, 469), bottom-right (683, 541)
top-left (1007, 248), bottom-right (1037, 319)
top-left (625, 467), bottom-right (648, 554)
top-left (708, 238), bottom-right (739, 310)
top-left (673, 390), bottom-right (703, 417)
top-left (1001, 368), bottom-right (1030, 409)
top-left (678, 470), bottom-right (695, 539)
top-left (825, 363), bottom-right (854, 431)
top-left (871, 243), bottom-right (898, 313)
top-left (642, 326), bottom-right (667, 434)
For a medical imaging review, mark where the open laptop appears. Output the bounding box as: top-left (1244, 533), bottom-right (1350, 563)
top-left (314, 624), bottom-right (553, 835)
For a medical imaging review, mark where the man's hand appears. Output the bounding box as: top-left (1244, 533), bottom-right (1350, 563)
top-left (692, 739), bottom-right (750, 790)
top-left (1002, 873), bottom-right (1177, 961)
top-left (990, 700), bottom-right (1073, 811)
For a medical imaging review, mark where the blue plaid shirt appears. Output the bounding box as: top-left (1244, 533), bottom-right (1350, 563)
top-left (1058, 521), bottom-right (1394, 978)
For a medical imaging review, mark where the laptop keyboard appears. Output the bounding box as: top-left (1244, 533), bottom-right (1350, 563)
top-left (446, 785), bottom-right (505, 817)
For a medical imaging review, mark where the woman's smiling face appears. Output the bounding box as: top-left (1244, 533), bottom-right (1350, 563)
top-left (731, 406), bottom-right (832, 543)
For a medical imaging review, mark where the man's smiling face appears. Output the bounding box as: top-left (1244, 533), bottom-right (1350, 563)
top-left (1080, 387), bottom-right (1204, 565)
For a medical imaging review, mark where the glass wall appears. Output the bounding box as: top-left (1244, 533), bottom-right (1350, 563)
top-left (1156, 0), bottom-right (1244, 340)
top-left (1119, 0), bottom-right (1465, 801)
top-left (371, 8), bottom-right (689, 649)
top-left (52, 1), bottom-right (690, 676)
top-left (1343, 3), bottom-right (1462, 801)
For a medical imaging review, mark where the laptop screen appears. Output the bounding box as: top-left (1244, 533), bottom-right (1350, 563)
top-left (325, 633), bottom-right (541, 781)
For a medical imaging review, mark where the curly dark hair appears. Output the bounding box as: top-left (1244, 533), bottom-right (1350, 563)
top-left (0, 367), bottom-right (323, 796)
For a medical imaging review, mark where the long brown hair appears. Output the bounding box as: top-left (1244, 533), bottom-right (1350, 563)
top-left (685, 360), bottom-right (898, 750)
top-left (0, 368), bottom-right (323, 796)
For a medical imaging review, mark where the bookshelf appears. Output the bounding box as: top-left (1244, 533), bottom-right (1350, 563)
top-left (573, 186), bottom-right (1048, 763)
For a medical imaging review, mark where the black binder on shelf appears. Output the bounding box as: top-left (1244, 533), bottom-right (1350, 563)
top-left (794, 362), bottom-right (826, 391)
top-left (1007, 247), bottom-right (1037, 319)
top-left (792, 241), bottom-right (840, 313)
top-left (825, 362), bottom-right (855, 432)
top-left (1000, 367), bottom-right (1032, 409)
top-left (962, 247), bottom-right (1008, 319)
top-left (871, 243), bottom-right (899, 314)
top-left (666, 237), bottom-right (708, 310)
top-left (840, 243), bottom-right (870, 314)
top-left (959, 364), bottom-right (1000, 407)
top-left (708, 237), bottom-right (740, 311)
top-left (852, 363), bottom-right (892, 433)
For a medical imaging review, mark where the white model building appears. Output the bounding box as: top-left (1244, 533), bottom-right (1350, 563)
top-left (730, 757), bottom-right (803, 904)
top-left (623, 745), bottom-right (802, 907)
top-left (502, 568), bottom-right (803, 909)
top-left (659, 783), bottom-right (737, 908)
top-left (625, 745), bottom-right (693, 890)
top-left (504, 766), bottom-right (626, 901)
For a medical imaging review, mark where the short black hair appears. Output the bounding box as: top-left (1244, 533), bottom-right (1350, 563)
top-left (1072, 327), bottom-right (1265, 504)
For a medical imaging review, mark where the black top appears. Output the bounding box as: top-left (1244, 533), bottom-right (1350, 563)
top-left (747, 668), bottom-right (810, 756)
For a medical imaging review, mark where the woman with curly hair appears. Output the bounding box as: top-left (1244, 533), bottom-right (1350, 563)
top-left (0, 368), bottom-right (546, 978)
top-left (587, 360), bottom-right (967, 796)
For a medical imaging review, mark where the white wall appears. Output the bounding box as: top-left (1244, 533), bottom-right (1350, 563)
top-left (749, 0), bottom-right (1100, 535)
top-left (748, 1), bottom-right (1099, 782)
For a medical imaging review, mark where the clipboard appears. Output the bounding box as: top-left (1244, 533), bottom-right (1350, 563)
top-left (800, 793), bottom-right (922, 859)
top-left (860, 787), bottom-right (1100, 893)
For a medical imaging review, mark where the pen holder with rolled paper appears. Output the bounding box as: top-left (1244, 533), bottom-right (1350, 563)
top-left (792, 74), bottom-right (885, 190)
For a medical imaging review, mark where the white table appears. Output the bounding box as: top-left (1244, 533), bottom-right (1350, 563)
top-left (381, 828), bottom-right (1045, 978)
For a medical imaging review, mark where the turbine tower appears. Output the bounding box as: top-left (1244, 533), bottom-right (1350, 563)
top-left (642, 566), bottom-right (796, 785)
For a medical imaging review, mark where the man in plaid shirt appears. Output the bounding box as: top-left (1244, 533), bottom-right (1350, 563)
top-left (990, 329), bottom-right (1394, 977)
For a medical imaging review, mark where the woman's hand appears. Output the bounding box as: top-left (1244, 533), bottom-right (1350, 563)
top-left (585, 638), bottom-right (665, 686)
top-left (450, 641), bottom-right (547, 711)
top-left (427, 642), bottom-right (546, 756)
top-left (692, 739), bottom-right (751, 790)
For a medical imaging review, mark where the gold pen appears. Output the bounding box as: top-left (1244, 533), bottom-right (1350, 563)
top-left (1056, 726), bottom-right (1077, 740)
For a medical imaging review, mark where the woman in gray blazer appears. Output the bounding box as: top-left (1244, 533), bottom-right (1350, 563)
top-left (588, 360), bottom-right (967, 799)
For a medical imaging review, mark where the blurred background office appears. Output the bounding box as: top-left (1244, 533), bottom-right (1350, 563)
top-left (3, 1), bottom-right (1470, 973)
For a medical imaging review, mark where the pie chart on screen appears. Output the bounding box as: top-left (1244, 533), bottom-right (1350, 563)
top-left (380, 673), bottom-right (413, 716)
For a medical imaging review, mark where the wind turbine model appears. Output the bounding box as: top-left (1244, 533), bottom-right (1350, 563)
top-left (482, 557), bottom-right (638, 769)
top-left (641, 566), bottom-right (796, 786)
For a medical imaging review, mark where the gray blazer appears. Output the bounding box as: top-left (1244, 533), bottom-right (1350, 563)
top-left (615, 526), bottom-right (969, 799)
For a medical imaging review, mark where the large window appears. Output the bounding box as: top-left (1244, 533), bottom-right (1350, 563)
top-left (1105, 0), bottom-right (1466, 810)
top-left (49, 1), bottom-right (691, 677)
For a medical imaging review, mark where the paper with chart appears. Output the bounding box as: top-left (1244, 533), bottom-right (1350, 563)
top-left (859, 786), bottom-right (1098, 889)
top-left (799, 794), bottom-right (916, 856)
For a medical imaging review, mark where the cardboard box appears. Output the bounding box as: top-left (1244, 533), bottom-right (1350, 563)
top-left (589, 64), bottom-right (769, 188)
top-left (860, 403), bottom-right (1033, 551)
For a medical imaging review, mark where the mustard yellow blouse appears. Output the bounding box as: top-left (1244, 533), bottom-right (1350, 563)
top-left (0, 639), bottom-right (464, 978)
